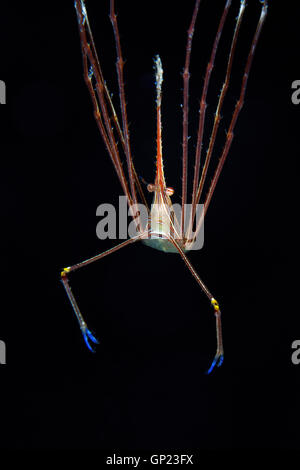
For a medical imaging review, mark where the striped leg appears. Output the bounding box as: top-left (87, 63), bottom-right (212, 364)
top-left (168, 236), bottom-right (224, 373)
top-left (61, 233), bottom-right (145, 351)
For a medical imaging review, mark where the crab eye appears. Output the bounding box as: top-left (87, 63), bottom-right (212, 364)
top-left (147, 184), bottom-right (156, 192)
top-left (165, 187), bottom-right (174, 196)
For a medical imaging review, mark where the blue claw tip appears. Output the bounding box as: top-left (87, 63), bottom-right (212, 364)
top-left (206, 354), bottom-right (224, 375)
top-left (217, 355), bottom-right (224, 368)
top-left (82, 327), bottom-right (99, 353)
top-left (206, 358), bottom-right (217, 375)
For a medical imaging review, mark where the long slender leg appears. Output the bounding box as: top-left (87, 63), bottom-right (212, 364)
top-left (167, 236), bottom-right (224, 373)
top-left (193, 0), bottom-right (268, 242)
top-left (195, 0), bottom-right (246, 209)
top-left (110, 0), bottom-right (139, 216)
top-left (204, 0), bottom-right (268, 214)
top-left (75, 0), bottom-right (132, 206)
top-left (61, 233), bottom-right (146, 351)
top-left (181, 0), bottom-right (201, 239)
top-left (75, 1), bottom-right (145, 230)
top-left (187, 0), bottom-right (232, 242)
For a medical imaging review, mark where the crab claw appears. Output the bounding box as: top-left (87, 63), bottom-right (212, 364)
top-left (81, 325), bottom-right (99, 352)
top-left (206, 353), bottom-right (224, 375)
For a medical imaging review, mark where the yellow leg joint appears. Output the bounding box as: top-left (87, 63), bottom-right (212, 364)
top-left (61, 267), bottom-right (71, 277)
top-left (211, 298), bottom-right (220, 312)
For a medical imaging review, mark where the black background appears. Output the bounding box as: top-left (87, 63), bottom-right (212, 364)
top-left (0, 0), bottom-right (298, 451)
